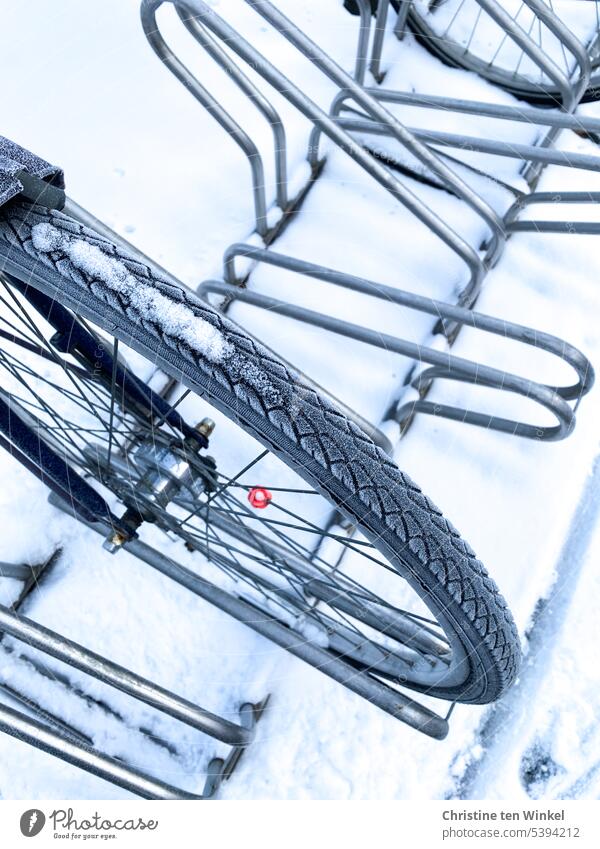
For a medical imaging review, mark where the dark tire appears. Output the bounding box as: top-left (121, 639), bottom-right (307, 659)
top-left (0, 201), bottom-right (521, 704)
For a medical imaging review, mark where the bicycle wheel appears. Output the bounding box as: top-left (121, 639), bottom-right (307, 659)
top-left (407, 0), bottom-right (600, 104)
top-left (0, 200), bottom-right (520, 706)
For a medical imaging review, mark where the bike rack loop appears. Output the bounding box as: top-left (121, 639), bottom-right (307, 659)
top-left (140, 0), bottom-right (508, 308)
top-left (374, 0), bottom-right (591, 107)
top-left (0, 569), bottom-right (267, 799)
top-left (142, 3), bottom-right (288, 238)
top-left (312, 88), bottom-right (600, 232)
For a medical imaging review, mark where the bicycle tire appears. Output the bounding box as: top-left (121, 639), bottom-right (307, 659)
top-left (0, 200), bottom-right (521, 704)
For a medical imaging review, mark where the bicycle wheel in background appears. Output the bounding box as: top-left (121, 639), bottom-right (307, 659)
top-left (0, 200), bottom-right (521, 709)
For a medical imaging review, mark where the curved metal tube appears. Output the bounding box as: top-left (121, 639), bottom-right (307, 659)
top-left (523, 0), bottom-right (591, 103)
top-left (200, 277), bottom-right (578, 441)
top-left (141, 0), bottom-right (490, 306)
top-left (215, 243), bottom-right (595, 439)
top-left (175, 8), bottom-right (289, 210)
top-left (469, 0), bottom-right (583, 110)
top-left (506, 190), bottom-right (600, 234)
top-left (141, 2), bottom-right (269, 236)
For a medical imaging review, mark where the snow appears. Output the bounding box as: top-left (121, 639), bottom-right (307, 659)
top-left (0, 0), bottom-right (598, 802)
top-left (31, 222), bottom-right (232, 363)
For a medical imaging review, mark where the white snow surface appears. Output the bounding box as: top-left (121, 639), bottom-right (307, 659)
top-left (0, 0), bottom-right (598, 801)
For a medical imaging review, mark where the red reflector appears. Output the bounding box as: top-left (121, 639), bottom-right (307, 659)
top-left (248, 487), bottom-right (272, 509)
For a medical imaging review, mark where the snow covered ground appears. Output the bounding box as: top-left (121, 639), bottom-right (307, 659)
top-left (0, 0), bottom-right (598, 800)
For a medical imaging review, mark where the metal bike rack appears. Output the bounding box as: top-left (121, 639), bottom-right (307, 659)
top-left (4, 0), bottom-right (594, 796)
top-left (141, 0), bottom-right (594, 442)
top-left (380, 1), bottom-right (595, 104)
top-left (141, 0), bottom-right (324, 243)
top-left (0, 543), bottom-right (270, 799)
top-left (199, 244), bottom-right (593, 440)
top-left (142, 0), bottom-right (510, 307)
top-left (368, 0), bottom-right (594, 188)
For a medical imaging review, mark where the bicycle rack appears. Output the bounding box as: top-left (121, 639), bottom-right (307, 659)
top-left (199, 245), bottom-right (592, 440)
top-left (369, 0), bottom-right (596, 190)
top-left (141, 0), bottom-right (325, 243)
top-left (142, 0), bottom-right (509, 307)
top-left (141, 0), bottom-right (594, 441)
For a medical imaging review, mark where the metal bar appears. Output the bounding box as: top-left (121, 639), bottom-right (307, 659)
top-left (141, 0), bottom-right (489, 306)
top-left (0, 561), bottom-right (33, 581)
top-left (507, 220), bottom-right (600, 234)
top-left (0, 678), bottom-right (92, 747)
top-left (222, 243), bottom-right (593, 402)
top-left (394, 0), bottom-right (411, 41)
top-left (202, 699), bottom-right (269, 797)
top-left (370, 0), bottom-right (390, 82)
top-left (505, 189), bottom-right (600, 231)
top-left (49, 493), bottom-right (449, 740)
top-left (334, 88), bottom-right (600, 134)
top-left (141, 4), bottom-right (270, 236)
top-left (0, 604), bottom-right (253, 747)
top-left (355, 0), bottom-right (373, 84)
top-left (0, 702), bottom-right (200, 799)
top-left (241, 0), bottom-right (506, 268)
top-left (335, 115), bottom-right (600, 171)
top-left (176, 9), bottom-right (289, 209)
top-left (198, 279), bottom-right (580, 441)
